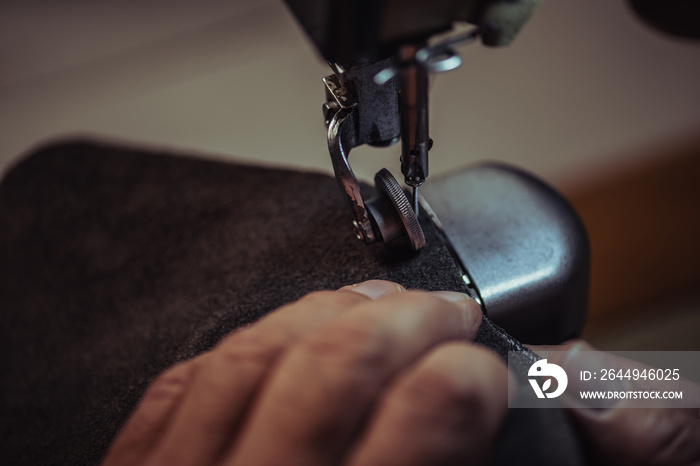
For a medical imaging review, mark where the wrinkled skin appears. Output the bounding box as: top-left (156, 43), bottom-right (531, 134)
top-left (104, 280), bottom-right (700, 466)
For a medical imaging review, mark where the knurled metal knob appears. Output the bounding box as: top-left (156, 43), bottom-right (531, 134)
top-left (366, 168), bottom-right (426, 251)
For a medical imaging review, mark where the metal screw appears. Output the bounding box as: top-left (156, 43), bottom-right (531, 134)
top-left (352, 220), bottom-right (364, 241)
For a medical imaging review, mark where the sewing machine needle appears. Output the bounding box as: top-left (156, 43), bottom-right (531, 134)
top-left (412, 186), bottom-right (419, 214)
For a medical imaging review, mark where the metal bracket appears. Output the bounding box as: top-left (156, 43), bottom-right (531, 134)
top-left (324, 74), bottom-right (377, 244)
top-left (324, 74), bottom-right (425, 250)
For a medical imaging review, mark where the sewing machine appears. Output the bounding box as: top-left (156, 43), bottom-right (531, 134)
top-left (282, 0), bottom-right (588, 343)
top-left (284, 0), bottom-right (541, 251)
top-left (278, 0), bottom-right (698, 343)
top-left (284, 0), bottom-right (698, 253)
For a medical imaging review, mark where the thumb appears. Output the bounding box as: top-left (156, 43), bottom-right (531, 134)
top-left (568, 405), bottom-right (700, 466)
top-left (532, 341), bottom-right (700, 465)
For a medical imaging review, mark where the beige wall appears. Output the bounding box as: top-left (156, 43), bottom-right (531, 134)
top-left (2, 0), bottom-right (699, 186)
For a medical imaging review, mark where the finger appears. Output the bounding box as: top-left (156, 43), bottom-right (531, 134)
top-left (549, 341), bottom-right (700, 464)
top-left (340, 280), bottom-right (405, 299)
top-left (569, 405), bottom-right (700, 466)
top-left (102, 359), bottom-right (198, 465)
top-left (146, 282), bottom-right (401, 466)
top-left (225, 290), bottom-right (481, 466)
top-left (346, 342), bottom-right (508, 466)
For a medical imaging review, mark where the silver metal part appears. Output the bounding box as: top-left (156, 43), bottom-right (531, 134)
top-left (412, 186), bottom-right (419, 214)
top-left (326, 108), bottom-right (378, 244)
top-left (324, 73), bottom-right (425, 250)
top-left (323, 73), bottom-right (355, 108)
top-left (420, 163), bottom-right (589, 344)
top-left (325, 76), bottom-right (377, 244)
top-left (373, 27), bottom-right (480, 191)
top-left (417, 26), bottom-right (480, 71)
top-left (372, 27), bottom-right (479, 84)
top-left (398, 44), bottom-right (430, 189)
top-left (322, 26), bottom-right (481, 251)
top-left (366, 169), bottom-right (425, 251)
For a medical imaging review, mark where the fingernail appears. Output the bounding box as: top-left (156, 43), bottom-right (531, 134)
top-left (430, 291), bottom-right (480, 333)
top-left (343, 280), bottom-right (403, 300)
top-left (430, 291), bottom-right (473, 308)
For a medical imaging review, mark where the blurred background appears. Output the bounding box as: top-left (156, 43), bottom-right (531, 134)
top-left (1, 0), bottom-right (699, 349)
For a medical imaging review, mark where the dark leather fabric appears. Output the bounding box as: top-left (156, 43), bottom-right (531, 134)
top-left (0, 139), bottom-right (584, 465)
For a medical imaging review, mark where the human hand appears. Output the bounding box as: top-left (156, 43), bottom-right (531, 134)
top-left (570, 401), bottom-right (700, 466)
top-left (533, 342), bottom-right (700, 466)
top-left (103, 280), bottom-right (509, 466)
